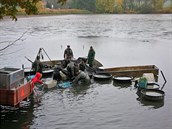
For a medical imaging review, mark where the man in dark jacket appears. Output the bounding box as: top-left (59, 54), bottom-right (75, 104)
top-left (87, 46), bottom-right (95, 67)
top-left (64, 45), bottom-right (74, 60)
top-left (32, 56), bottom-right (43, 74)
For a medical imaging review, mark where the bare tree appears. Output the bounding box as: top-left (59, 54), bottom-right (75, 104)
top-left (0, 31), bottom-right (27, 56)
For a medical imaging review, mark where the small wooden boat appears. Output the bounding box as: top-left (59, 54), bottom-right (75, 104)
top-left (24, 68), bottom-right (54, 77)
top-left (24, 48), bottom-right (103, 77)
top-left (104, 65), bottom-right (159, 81)
top-left (24, 58), bottom-right (103, 77)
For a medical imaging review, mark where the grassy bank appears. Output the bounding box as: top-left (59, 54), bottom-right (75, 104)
top-left (17, 8), bottom-right (92, 16)
top-left (40, 9), bottom-right (92, 14)
top-left (154, 7), bottom-right (172, 13)
top-left (16, 7), bottom-right (172, 17)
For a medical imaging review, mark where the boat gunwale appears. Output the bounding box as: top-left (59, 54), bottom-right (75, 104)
top-left (104, 65), bottom-right (158, 72)
top-left (103, 65), bottom-right (159, 80)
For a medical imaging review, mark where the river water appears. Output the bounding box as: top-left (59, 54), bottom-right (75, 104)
top-left (0, 14), bottom-right (172, 129)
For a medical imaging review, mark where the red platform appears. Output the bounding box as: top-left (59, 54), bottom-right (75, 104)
top-left (0, 82), bottom-right (32, 107)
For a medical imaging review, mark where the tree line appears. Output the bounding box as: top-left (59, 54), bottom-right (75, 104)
top-left (45, 0), bottom-right (172, 13)
top-left (0, 0), bottom-right (172, 21)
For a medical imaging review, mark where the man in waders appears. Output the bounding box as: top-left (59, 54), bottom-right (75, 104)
top-left (87, 46), bottom-right (95, 68)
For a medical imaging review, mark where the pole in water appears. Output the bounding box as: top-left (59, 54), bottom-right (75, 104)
top-left (22, 64), bottom-right (24, 69)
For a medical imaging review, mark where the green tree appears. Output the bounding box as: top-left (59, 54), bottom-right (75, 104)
top-left (0, 0), bottom-right (41, 21)
top-left (114, 0), bottom-right (123, 13)
top-left (74, 0), bottom-right (96, 12)
top-left (0, 0), bottom-right (67, 21)
top-left (139, 0), bottom-right (154, 13)
top-left (96, 0), bottom-right (105, 13)
top-left (151, 0), bottom-right (164, 10)
top-left (96, 0), bottom-right (115, 13)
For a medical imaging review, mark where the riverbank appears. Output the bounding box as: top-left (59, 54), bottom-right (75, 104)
top-left (17, 8), bottom-right (172, 16)
top-left (17, 8), bottom-right (92, 15)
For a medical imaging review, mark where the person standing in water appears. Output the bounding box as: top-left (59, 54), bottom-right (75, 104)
top-left (87, 46), bottom-right (95, 67)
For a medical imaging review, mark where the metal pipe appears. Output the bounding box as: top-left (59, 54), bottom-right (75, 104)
top-left (160, 70), bottom-right (167, 90)
top-left (42, 48), bottom-right (52, 61)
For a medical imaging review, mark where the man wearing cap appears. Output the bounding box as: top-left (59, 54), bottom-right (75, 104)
top-left (64, 45), bottom-right (74, 60)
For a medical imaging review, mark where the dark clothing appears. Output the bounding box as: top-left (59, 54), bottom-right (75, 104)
top-left (87, 48), bottom-right (95, 67)
top-left (67, 62), bottom-right (79, 80)
top-left (32, 59), bottom-right (43, 74)
top-left (53, 66), bottom-right (62, 81)
top-left (72, 71), bottom-right (90, 84)
top-left (64, 48), bottom-right (73, 59)
top-left (67, 62), bottom-right (75, 80)
top-left (62, 59), bottom-right (70, 68)
top-left (79, 62), bottom-right (85, 71)
top-left (53, 65), bottom-right (68, 81)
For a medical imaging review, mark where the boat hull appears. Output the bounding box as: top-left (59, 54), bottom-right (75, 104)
top-left (104, 65), bottom-right (159, 81)
top-left (24, 58), bottom-right (103, 78)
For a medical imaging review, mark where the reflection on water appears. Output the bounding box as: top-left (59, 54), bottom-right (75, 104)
top-left (113, 81), bottom-right (132, 89)
top-left (0, 101), bottom-right (34, 129)
top-left (71, 84), bottom-right (90, 95)
top-left (136, 97), bottom-right (164, 109)
top-left (93, 79), bottom-right (112, 85)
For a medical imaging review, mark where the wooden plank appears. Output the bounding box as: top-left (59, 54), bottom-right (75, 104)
top-left (104, 65), bottom-right (159, 79)
top-left (105, 65), bottom-right (157, 71)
